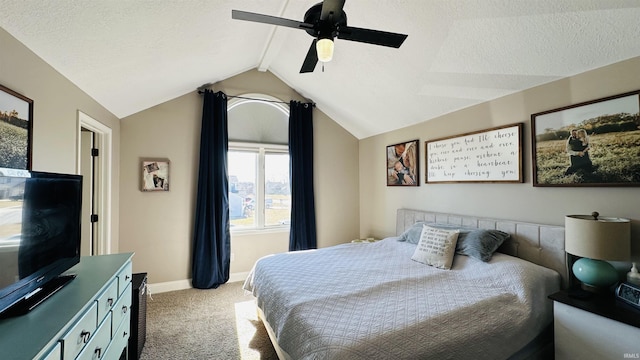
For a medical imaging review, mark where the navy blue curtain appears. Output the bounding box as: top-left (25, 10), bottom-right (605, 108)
top-left (288, 101), bottom-right (317, 251)
top-left (192, 90), bottom-right (230, 289)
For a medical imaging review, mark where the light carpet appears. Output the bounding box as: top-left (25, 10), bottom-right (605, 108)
top-left (139, 281), bottom-right (278, 360)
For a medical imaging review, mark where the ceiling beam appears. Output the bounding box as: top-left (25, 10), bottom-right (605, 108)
top-left (257, 0), bottom-right (293, 72)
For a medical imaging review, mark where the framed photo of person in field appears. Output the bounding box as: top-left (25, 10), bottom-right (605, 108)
top-left (531, 90), bottom-right (640, 187)
top-left (0, 84), bottom-right (33, 170)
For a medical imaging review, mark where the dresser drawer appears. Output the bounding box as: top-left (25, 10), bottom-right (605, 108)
top-left (117, 262), bottom-right (133, 296)
top-left (77, 312), bottom-right (112, 360)
top-left (60, 301), bottom-right (98, 360)
top-left (96, 278), bottom-right (119, 323)
top-left (104, 309), bottom-right (131, 360)
top-left (40, 342), bottom-right (61, 360)
top-left (112, 283), bottom-right (132, 336)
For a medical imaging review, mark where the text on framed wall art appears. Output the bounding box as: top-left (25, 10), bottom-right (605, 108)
top-left (425, 123), bottom-right (523, 183)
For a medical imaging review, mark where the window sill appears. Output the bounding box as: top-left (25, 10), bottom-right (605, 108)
top-left (231, 227), bottom-right (290, 236)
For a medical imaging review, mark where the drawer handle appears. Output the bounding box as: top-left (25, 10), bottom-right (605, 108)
top-left (122, 305), bottom-right (128, 314)
top-left (80, 330), bottom-right (91, 344)
top-left (107, 298), bottom-right (114, 307)
top-left (93, 347), bottom-right (102, 359)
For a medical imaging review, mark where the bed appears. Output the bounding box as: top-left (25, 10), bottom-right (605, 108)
top-left (243, 209), bottom-right (568, 360)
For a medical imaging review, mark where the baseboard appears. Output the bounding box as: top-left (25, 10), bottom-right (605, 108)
top-left (147, 272), bottom-right (250, 294)
top-left (229, 271), bottom-right (250, 284)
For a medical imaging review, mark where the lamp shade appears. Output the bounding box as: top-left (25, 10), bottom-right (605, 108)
top-left (316, 38), bottom-right (334, 62)
top-left (565, 214), bottom-right (630, 261)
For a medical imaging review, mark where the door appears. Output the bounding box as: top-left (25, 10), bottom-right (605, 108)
top-left (77, 110), bottom-right (113, 255)
top-left (80, 129), bottom-right (96, 256)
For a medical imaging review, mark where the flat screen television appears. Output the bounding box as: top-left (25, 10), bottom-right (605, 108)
top-left (0, 169), bottom-right (82, 317)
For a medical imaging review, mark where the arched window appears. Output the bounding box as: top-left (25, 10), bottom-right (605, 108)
top-left (227, 94), bottom-right (291, 230)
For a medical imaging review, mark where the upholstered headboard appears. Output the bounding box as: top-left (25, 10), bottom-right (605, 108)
top-left (396, 209), bottom-right (569, 288)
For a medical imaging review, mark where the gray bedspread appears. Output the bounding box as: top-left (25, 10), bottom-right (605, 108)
top-left (243, 238), bottom-right (560, 360)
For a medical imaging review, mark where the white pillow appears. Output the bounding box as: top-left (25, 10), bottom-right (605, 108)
top-left (411, 225), bottom-right (460, 270)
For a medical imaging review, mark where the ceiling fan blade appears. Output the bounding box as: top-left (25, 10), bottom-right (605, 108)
top-left (338, 26), bottom-right (408, 48)
top-left (300, 40), bottom-right (318, 73)
top-left (320, 0), bottom-right (346, 21)
top-left (232, 10), bottom-right (313, 30)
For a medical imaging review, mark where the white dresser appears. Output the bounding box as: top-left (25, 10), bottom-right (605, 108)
top-left (0, 253), bottom-right (134, 360)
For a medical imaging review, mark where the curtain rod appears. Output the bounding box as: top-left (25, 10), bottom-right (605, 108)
top-left (197, 90), bottom-right (315, 107)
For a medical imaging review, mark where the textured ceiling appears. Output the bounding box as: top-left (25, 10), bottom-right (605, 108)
top-left (1, 1), bottom-right (640, 139)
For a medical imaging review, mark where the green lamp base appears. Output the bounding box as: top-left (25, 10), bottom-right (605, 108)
top-left (572, 257), bottom-right (619, 292)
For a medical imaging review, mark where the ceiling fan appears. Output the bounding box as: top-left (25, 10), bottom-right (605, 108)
top-left (232, 0), bottom-right (408, 73)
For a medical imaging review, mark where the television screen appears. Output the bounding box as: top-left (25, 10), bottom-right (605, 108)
top-left (0, 169), bottom-right (82, 316)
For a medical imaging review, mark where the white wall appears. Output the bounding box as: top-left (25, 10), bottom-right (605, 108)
top-left (119, 69), bottom-right (360, 286)
top-left (0, 28), bottom-right (121, 251)
top-left (359, 56), bottom-right (640, 261)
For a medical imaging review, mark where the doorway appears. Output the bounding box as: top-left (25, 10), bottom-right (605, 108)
top-left (77, 111), bottom-right (113, 255)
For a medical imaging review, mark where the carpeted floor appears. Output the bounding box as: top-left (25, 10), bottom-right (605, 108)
top-left (139, 281), bottom-right (279, 360)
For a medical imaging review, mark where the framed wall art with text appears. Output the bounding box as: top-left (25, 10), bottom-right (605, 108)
top-left (425, 123), bottom-right (523, 183)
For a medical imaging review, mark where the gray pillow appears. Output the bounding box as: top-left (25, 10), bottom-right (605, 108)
top-left (397, 222), bottom-right (427, 244)
top-left (398, 222), bottom-right (509, 262)
top-left (456, 229), bottom-right (510, 262)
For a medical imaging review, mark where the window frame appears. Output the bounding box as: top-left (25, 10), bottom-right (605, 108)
top-left (228, 141), bottom-right (290, 233)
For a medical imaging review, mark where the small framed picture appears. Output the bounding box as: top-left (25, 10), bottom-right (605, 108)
top-left (531, 90), bottom-right (640, 186)
top-left (386, 139), bottom-right (419, 186)
top-left (141, 159), bottom-right (170, 191)
top-left (0, 84), bottom-right (33, 170)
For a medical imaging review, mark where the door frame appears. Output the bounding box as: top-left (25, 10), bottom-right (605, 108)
top-left (76, 110), bottom-right (113, 255)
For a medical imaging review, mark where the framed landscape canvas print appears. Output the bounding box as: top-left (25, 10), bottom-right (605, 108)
top-left (387, 139), bottom-right (419, 186)
top-left (531, 90), bottom-right (640, 186)
top-left (0, 84), bottom-right (33, 170)
top-left (142, 159), bottom-right (170, 191)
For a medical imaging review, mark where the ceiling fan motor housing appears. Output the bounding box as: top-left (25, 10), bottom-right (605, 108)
top-left (303, 2), bottom-right (346, 40)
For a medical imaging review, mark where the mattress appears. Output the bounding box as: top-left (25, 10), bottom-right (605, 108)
top-left (243, 238), bottom-right (561, 360)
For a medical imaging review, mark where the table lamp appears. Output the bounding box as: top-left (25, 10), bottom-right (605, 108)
top-left (565, 212), bottom-right (630, 292)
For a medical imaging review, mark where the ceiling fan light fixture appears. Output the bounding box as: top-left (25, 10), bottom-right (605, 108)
top-left (316, 38), bottom-right (334, 62)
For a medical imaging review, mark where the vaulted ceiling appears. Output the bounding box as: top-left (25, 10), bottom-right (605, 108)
top-left (1, 1), bottom-right (640, 139)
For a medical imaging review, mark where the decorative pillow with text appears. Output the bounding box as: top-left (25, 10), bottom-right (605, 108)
top-left (411, 225), bottom-right (460, 270)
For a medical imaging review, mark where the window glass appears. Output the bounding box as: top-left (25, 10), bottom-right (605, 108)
top-left (228, 150), bottom-right (256, 228)
top-left (265, 152), bottom-right (290, 226)
top-left (228, 145), bottom-right (290, 230)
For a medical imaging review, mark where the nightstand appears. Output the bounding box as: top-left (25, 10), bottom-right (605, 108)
top-left (549, 289), bottom-right (640, 360)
